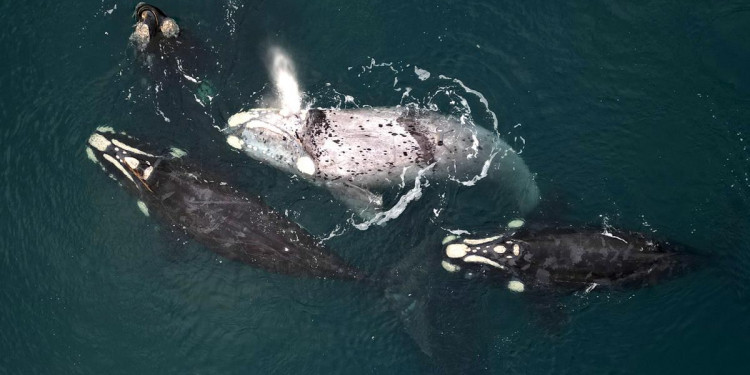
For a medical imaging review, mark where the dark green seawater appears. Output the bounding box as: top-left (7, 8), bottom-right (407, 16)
top-left (2, 0), bottom-right (749, 373)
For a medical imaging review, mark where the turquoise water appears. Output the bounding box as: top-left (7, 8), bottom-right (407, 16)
top-left (2, 0), bottom-right (749, 373)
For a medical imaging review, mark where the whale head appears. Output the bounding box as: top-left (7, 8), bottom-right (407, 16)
top-left (86, 128), bottom-right (163, 195)
top-left (224, 109), bottom-right (317, 177)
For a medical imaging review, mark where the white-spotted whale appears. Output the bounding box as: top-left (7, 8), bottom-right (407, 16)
top-left (224, 106), bottom-right (540, 218)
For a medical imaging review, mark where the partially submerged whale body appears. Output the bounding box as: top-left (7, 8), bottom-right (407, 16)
top-left (440, 225), bottom-right (695, 293)
top-left (224, 106), bottom-right (540, 218)
top-left (85, 128), bottom-right (364, 280)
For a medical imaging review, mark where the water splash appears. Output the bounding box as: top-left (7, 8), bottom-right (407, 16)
top-left (269, 47), bottom-right (302, 115)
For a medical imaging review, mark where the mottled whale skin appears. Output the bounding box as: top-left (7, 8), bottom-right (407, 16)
top-left (86, 128), bottom-right (364, 280)
top-left (441, 225), bottom-right (694, 292)
top-left (224, 106), bottom-right (540, 217)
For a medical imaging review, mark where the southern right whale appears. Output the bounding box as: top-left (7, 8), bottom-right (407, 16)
top-left (440, 224), bottom-right (696, 293)
top-left (225, 106), bottom-right (541, 218)
top-left (85, 127), bottom-right (364, 280)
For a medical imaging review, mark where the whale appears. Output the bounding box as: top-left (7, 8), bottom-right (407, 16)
top-left (85, 128), bottom-right (365, 280)
top-left (439, 224), bottom-right (695, 292)
top-left (224, 106), bottom-right (540, 218)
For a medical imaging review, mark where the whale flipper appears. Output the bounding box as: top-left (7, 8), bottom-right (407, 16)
top-left (325, 181), bottom-right (383, 220)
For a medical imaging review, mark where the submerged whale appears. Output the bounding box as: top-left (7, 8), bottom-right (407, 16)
top-left (440, 224), bottom-right (695, 292)
top-left (85, 128), bottom-right (364, 280)
top-left (224, 106), bottom-right (540, 218)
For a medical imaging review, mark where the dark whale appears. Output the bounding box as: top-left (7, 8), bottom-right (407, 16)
top-left (440, 224), bottom-right (695, 292)
top-left (85, 127), bottom-right (364, 280)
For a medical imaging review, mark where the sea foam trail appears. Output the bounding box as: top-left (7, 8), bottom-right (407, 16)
top-left (269, 47), bottom-right (302, 114)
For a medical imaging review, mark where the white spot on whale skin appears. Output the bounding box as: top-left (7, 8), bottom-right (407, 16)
top-left (507, 219), bottom-right (525, 229)
top-left (296, 156), bottom-right (316, 175)
top-left (493, 245), bottom-right (506, 254)
top-left (441, 260), bottom-right (460, 273)
top-left (137, 201), bottom-right (149, 216)
top-left (508, 280), bottom-right (525, 293)
top-left (513, 244), bottom-right (520, 256)
top-left (442, 235), bottom-right (457, 245)
top-left (228, 111), bottom-right (253, 127)
top-left (445, 243), bottom-right (469, 258)
top-left (463, 235), bottom-right (500, 245)
top-left (88, 133), bottom-right (111, 151)
top-left (463, 255), bottom-right (504, 269)
top-left (226, 135), bottom-right (244, 149)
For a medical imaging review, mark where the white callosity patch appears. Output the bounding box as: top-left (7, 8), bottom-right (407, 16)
top-left (160, 18), bottom-right (179, 38)
top-left (85, 147), bottom-right (98, 164)
top-left (96, 126), bottom-right (115, 133)
top-left (445, 243), bottom-right (469, 259)
top-left (130, 23), bottom-right (150, 51)
top-left (463, 255), bottom-right (504, 270)
top-left (441, 260), bottom-right (460, 273)
top-left (102, 154), bottom-right (135, 183)
top-left (88, 133), bottom-right (111, 151)
top-left (507, 219), bottom-right (525, 229)
top-left (442, 235), bottom-right (457, 245)
top-left (111, 139), bottom-right (155, 157)
top-left (169, 147), bottom-right (187, 158)
top-left (463, 235), bottom-right (500, 245)
top-left (228, 111), bottom-right (254, 127)
top-left (507, 280), bottom-right (525, 293)
top-left (142, 166), bottom-right (154, 180)
top-left (513, 244), bottom-right (520, 256)
top-left (493, 245), bottom-right (506, 254)
top-left (226, 135), bottom-right (244, 149)
top-left (137, 201), bottom-right (149, 217)
top-left (296, 156), bottom-right (316, 175)
top-left (123, 157), bottom-right (140, 169)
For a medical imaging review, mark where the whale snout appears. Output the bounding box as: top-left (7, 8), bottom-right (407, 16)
top-left (130, 3), bottom-right (179, 50)
top-left (86, 128), bottom-right (161, 191)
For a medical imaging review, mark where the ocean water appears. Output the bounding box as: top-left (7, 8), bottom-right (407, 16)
top-left (2, 0), bottom-right (749, 374)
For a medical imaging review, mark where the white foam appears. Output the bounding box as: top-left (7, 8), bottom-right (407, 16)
top-left (352, 164), bottom-right (434, 230)
top-left (450, 150), bottom-right (497, 187)
top-left (463, 255), bottom-right (504, 269)
top-left (414, 66), bottom-right (431, 81)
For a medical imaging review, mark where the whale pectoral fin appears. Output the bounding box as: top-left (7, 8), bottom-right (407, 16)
top-left (326, 182), bottom-right (383, 220)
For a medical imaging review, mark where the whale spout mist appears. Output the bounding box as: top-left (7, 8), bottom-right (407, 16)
top-left (269, 47), bottom-right (302, 116)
